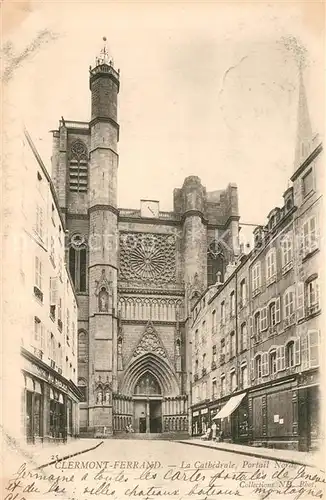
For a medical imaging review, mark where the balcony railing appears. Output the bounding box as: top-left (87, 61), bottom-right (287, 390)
top-left (266, 275), bottom-right (276, 287)
top-left (220, 354), bottom-right (225, 365)
top-left (34, 286), bottom-right (43, 303)
top-left (202, 368), bottom-right (207, 376)
top-left (211, 361), bottom-right (217, 370)
top-left (252, 287), bottom-right (261, 298)
top-left (307, 303), bottom-right (320, 316)
top-left (194, 373), bottom-right (199, 382)
top-left (282, 261), bottom-right (293, 275)
top-left (283, 313), bottom-right (296, 329)
top-left (269, 325), bottom-right (277, 335)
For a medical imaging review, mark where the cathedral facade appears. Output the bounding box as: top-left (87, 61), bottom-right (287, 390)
top-left (51, 49), bottom-right (240, 435)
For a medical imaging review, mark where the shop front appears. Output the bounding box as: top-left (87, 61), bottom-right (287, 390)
top-left (192, 410), bottom-right (201, 436)
top-left (297, 370), bottom-right (320, 452)
top-left (21, 348), bottom-right (82, 443)
top-left (23, 374), bottom-right (43, 444)
top-left (49, 389), bottom-right (66, 440)
top-left (191, 405), bottom-right (209, 436)
top-left (248, 376), bottom-right (298, 450)
top-left (213, 392), bottom-right (248, 443)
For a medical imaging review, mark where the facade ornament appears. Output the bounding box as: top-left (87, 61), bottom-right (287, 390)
top-left (95, 269), bottom-right (112, 312)
top-left (119, 232), bottom-right (176, 284)
top-left (132, 322), bottom-right (167, 358)
top-left (96, 390), bottom-right (103, 405)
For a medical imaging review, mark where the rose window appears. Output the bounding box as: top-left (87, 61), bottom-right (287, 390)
top-left (119, 233), bottom-right (176, 283)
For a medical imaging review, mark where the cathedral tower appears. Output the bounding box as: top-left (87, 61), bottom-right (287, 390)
top-left (88, 41), bottom-right (120, 433)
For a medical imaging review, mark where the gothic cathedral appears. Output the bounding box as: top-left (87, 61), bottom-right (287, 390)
top-left (51, 47), bottom-right (240, 435)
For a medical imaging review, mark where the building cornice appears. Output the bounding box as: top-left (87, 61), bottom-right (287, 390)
top-left (118, 287), bottom-right (185, 296)
top-left (21, 347), bottom-right (83, 400)
top-left (89, 116), bottom-right (120, 138)
top-left (66, 213), bottom-right (89, 220)
top-left (181, 210), bottom-right (208, 225)
top-left (89, 146), bottom-right (118, 157)
top-left (120, 319), bottom-right (185, 327)
top-left (24, 128), bottom-right (67, 233)
top-left (291, 142), bottom-right (323, 182)
top-left (89, 204), bottom-right (119, 216)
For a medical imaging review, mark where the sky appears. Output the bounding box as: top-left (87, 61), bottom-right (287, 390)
top-left (3, 1), bottom-right (324, 246)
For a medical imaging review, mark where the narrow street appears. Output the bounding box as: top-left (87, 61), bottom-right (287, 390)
top-left (5, 438), bottom-right (322, 500)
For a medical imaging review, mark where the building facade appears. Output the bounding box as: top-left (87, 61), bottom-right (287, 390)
top-left (190, 74), bottom-right (323, 452)
top-left (50, 47), bottom-right (240, 436)
top-left (3, 127), bottom-right (81, 444)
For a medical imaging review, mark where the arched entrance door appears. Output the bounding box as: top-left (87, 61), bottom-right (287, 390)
top-left (133, 372), bottom-right (162, 433)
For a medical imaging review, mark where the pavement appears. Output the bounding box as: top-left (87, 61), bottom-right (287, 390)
top-left (3, 436), bottom-right (103, 472)
top-left (3, 434), bottom-right (321, 473)
top-left (3, 438), bottom-right (324, 500)
top-left (177, 437), bottom-right (322, 468)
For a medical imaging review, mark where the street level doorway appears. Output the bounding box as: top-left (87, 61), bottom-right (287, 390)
top-left (133, 372), bottom-right (162, 433)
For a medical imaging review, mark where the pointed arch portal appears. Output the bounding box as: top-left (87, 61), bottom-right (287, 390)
top-left (121, 352), bottom-right (180, 434)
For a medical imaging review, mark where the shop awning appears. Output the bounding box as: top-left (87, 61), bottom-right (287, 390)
top-left (58, 393), bottom-right (64, 404)
top-left (213, 393), bottom-right (246, 420)
top-left (50, 388), bottom-right (55, 400)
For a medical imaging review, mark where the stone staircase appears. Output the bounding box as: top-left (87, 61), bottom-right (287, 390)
top-left (79, 430), bottom-right (189, 440)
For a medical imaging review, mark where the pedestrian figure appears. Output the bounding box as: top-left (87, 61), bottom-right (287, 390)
top-left (211, 421), bottom-right (217, 441)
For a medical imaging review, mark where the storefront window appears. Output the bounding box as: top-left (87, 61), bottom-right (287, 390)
top-left (34, 394), bottom-right (42, 437)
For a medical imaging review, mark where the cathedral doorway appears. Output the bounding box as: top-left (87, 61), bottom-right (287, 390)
top-left (133, 372), bottom-right (162, 433)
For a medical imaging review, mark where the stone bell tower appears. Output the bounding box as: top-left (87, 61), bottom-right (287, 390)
top-left (88, 39), bottom-right (120, 433)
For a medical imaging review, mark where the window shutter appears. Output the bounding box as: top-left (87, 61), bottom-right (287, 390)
top-left (279, 346), bottom-right (285, 370)
top-left (308, 330), bottom-right (320, 368)
top-left (257, 263), bottom-right (261, 288)
top-left (47, 330), bottom-right (51, 354)
top-left (226, 334), bottom-right (230, 360)
top-left (261, 307), bottom-right (268, 332)
top-left (316, 279), bottom-right (320, 308)
top-left (301, 334), bottom-right (309, 370)
top-left (262, 352), bottom-right (268, 376)
top-left (297, 282), bottom-right (305, 320)
top-left (249, 316), bottom-right (254, 337)
top-left (310, 217), bottom-right (317, 252)
top-left (39, 260), bottom-right (42, 290)
top-left (251, 358), bottom-right (255, 380)
top-left (276, 347), bottom-right (281, 372)
top-left (294, 338), bottom-right (301, 366)
top-left (50, 277), bottom-right (58, 305)
top-left (275, 297), bottom-right (281, 324)
top-left (40, 324), bottom-right (45, 350)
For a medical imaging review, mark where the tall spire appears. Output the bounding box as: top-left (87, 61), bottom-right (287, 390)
top-left (294, 64), bottom-right (313, 170)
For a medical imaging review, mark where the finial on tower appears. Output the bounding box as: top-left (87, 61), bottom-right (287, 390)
top-left (95, 36), bottom-right (114, 67)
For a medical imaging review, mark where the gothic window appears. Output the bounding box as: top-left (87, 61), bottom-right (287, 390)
top-left (78, 378), bottom-right (87, 402)
top-left (69, 140), bottom-right (88, 193)
top-left (176, 338), bottom-right (181, 356)
top-left (119, 232), bottom-right (176, 284)
top-left (69, 234), bottom-right (87, 292)
top-left (78, 331), bottom-right (87, 362)
top-left (207, 239), bottom-right (225, 287)
top-left (118, 336), bottom-right (122, 355)
top-left (134, 373), bottom-right (161, 395)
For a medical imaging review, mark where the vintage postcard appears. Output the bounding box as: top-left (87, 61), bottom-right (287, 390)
top-left (1, 1), bottom-right (325, 499)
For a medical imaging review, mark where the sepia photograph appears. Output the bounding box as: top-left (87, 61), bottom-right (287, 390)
top-left (1, 1), bottom-right (325, 499)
